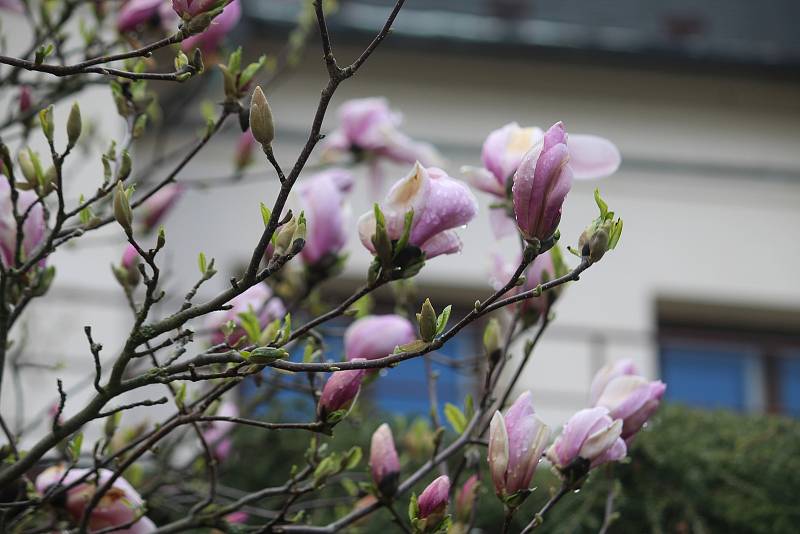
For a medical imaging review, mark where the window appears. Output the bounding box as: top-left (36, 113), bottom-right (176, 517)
top-left (242, 304), bottom-right (482, 419)
top-left (658, 300), bottom-right (800, 416)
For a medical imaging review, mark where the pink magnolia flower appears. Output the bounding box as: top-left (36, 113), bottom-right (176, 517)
top-left (297, 169), bottom-right (354, 266)
top-left (546, 407), bottom-right (627, 471)
top-left (234, 128), bottom-right (256, 171)
top-left (317, 363), bottom-right (367, 421)
top-left (138, 183), bottom-right (185, 233)
top-left (0, 177), bottom-right (46, 267)
top-left (121, 244), bottom-right (139, 270)
top-left (202, 400), bottom-right (238, 461)
top-left (512, 122), bottom-right (572, 243)
top-left (180, 0), bottom-right (241, 53)
top-left (417, 475), bottom-right (450, 524)
top-left (463, 122), bottom-right (620, 238)
top-left (322, 98), bottom-right (440, 180)
top-left (488, 392), bottom-right (550, 499)
top-left (225, 511), bottom-right (248, 524)
top-left (454, 474), bottom-right (479, 523)
top-left (490, 251), bottom-right (555, 320)
top-left (115, 243), bottom-right (142, 287)
top-left (35, 465), bottom-right (156, 533)
top-left (357, 163), bottom-right (478, 259)
top-left (0, 0), bottom-right (23, 13)
top-left (594, 375), bottom-right (666, 441)
top-left (117, 0), bottom-right (164, 32)
top-left (344, 314), bottom-right (416, 362)
top-left (18, 85), bottom-right (32, 113)
top-left (369, 423), bottom-right (400, 496)
top-left (205, 283), bottom-right (286, 346)
top-left (172, 0), bottom-right (220, 19)
top-left (588, 359), bottom-right (639, 406)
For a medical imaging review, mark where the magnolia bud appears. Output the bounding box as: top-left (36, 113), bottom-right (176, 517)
top-left (67, 102), bottom-right (82, 148)
top-left (454, 475), bottom-right (479, 524)
top-left (273, 217), bottom-right (297, 256)
top-left (577, 189), bottom-right (623, 264)
top-left (38, 105), bottom-right (54, 143)
top-left (113, 181), bottom-right (133, 235)
top-left (290, 213), bottom-right (307, 254)
top-left (17, 149), bottom-right (38, 188)
top-left (183, 11), bottom-right (216, 34)
top-left (416, 298), bottom-right (437, 342)
top-left (317, 364), bottom-right (367, 423)
top-left (415, 475), bottom-right (450, 530)
top-left (249, 86), bottom-right (274, 148)
top-left (118, 150), bottom-right (132, 181)
top-left (18, 86), bottom-right (32, 114)
top-left (42, 166), bottom-right (56, 195)
top-left (578, 224), bottom-right (610, 263)
top-left (370, 423), bottom-right (400, 497)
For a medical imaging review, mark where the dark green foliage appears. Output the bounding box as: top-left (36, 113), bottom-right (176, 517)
top-left (529, 404), bottom-right (800, 534)
top-left (213, 404), bottom-right (800, 533)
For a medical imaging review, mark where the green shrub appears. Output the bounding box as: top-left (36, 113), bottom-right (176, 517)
top-left (212, 404), bottom-right (800, 533)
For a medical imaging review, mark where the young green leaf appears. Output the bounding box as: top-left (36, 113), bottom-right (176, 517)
top-left (198, 252), bottom-right (207, 274)
top-left (444, 403), bottom-right (467, 434)
top-left (435, 305), bottom-right (452, 335)
top-left (67, 432), bottom-right (83, 462)
top-left (260, 202), bottom-right (271, 227)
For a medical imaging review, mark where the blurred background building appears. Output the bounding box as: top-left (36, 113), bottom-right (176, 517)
top-left (3, 0), bottom-right (800, 437)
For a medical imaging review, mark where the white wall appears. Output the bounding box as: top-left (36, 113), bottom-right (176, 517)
top-left (3, 29), bottom-right (800, 440)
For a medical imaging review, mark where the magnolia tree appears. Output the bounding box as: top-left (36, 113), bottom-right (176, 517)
top-left (0, 1), bottom-right (666, 533)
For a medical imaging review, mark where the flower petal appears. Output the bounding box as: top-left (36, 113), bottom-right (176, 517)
top-left (568, 134), bottom-right (621, 180)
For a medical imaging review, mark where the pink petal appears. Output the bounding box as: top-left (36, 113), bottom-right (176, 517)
top-left (568, 134), bottom-right (621, 180)
top-left (461, 165), bottom-right (505, 197)
top-left (420, 230), bottom-right (462, 258)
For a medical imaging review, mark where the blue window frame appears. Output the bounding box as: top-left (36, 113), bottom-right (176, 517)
top-left (660, 343), bottom-right (762, 412)
top-left (659, 329), bottom-right (800, 417)
top-left (777, 353), bottom-right (800, 417)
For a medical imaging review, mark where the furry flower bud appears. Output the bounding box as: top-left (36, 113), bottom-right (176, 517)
top-left (370, 423), bottom-right (400, 497)
top-left (317, 363), bottom-right (367, 423)
top-left (249, 86), bottom-right (274, 148)
top-left (113, 181), bottom-right (133, 235)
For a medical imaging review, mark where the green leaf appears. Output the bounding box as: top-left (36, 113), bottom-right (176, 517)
top-left (198, 252), bottom-right (207, 274)
top-left (594, 188), bottom-right (609, 219)
top-left (313, 455), bottom-right (338, 485)
top-left (408, 492), bottom-right (419, 522)
top-left (237, 310), bottom-right (261, 343)
top-left (344, 446), bottom-right (362, 469)
top-left (279, 313), bottom-right (292, 345)
top-left (174, 51), bottom-right (189, 71)
top-left (444, 403), bottom-right (467, 434)
top-left (67, 432), bottom-right (83, 462)
top-left (34, 43), bottom-right (54, 65)
top-left (608, 218), bottom-right (623, 249)
top-left (394, 208), bottom-right (414, 256)
top-left (435, 305), bottom-right (452, 335)
top-left (227, 46), bottom-right (242, 74)
top-left (340, 477), bottom-right (359, 497)
top-left (239, 55), bottom-right (267, 89)
top-left (248, 346), bottom-right (289, 363)
top-left (260, 202), bottom-right (271, 227)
